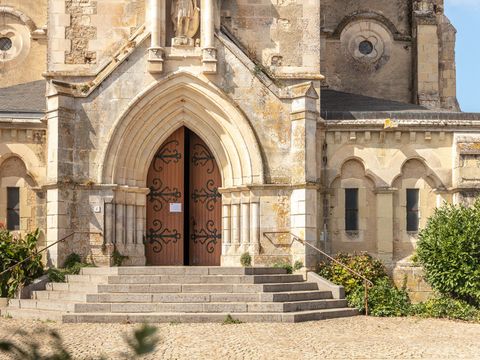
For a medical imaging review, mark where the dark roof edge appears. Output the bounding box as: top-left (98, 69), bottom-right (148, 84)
top-left (321, 111), bottom-right (480, 121)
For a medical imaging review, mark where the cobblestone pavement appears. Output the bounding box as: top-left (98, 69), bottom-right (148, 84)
top-left (0, 316), bottom-right (479, 359)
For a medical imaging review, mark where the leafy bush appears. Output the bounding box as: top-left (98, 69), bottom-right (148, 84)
top-left (46, 253), bottom-right (94, 283)
top-left (348, 278), bottom-right (411, 317)
top-left (411, 296), bottom-right (480, 322)
top-left (293, 260), bottom-right (304, 271)
top-left (317, 252), bottom-right (389, 295)
top-left (417, 200), bottom-right (480, 306)
top-left (273, 262), bottom-right (293, 274)
top-left (240, 252), bottom-right (252, 267)
top-left (0, 229), bottom-right (44, 298)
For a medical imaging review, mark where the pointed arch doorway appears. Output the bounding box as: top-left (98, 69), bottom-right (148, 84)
top-left (145, 126), bottom-right (222, 266)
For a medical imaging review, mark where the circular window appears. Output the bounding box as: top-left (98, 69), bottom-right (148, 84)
top-left (359, 40), bottom-right (374, 55)
top-left (0, 37), bottom-right (12, 51)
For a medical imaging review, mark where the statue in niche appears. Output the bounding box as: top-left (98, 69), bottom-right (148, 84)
top-left (171, 0), bottom-right (200, 46)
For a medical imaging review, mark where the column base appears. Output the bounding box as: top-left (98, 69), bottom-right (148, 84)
top-left (147, 47), bottom-right (164, 73)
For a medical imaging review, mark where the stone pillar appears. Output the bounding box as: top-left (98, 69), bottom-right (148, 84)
top-left (201, 0), bottom-right (217, 73)
top-left (375, 188), bottom-right (394, 265)
top-left (414, 3), bottom-right (440, 109)
top-left (241, 201), bottom-right (250, 252)
top-left (289, 82), bottom-right (320, 269)
top-left (222, 203), bottom-right (231, 255)
top-left (231, 203), bottom-right (240, 249)
top-left (147, 0), bottom-right (164, 73)
top-left (249, 201), bottom-right (260, 255)
top-left (45, 90), bottom-right (76, 267)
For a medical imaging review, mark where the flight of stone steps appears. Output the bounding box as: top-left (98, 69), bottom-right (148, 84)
top-left (1, 267), bottom-right (358, 323)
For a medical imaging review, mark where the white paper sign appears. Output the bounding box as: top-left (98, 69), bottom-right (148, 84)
top-left (170, 203), bottom-right (182, 213)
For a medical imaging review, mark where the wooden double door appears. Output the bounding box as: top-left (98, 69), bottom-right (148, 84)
top-left (145, 127), bottom-right (222, 266)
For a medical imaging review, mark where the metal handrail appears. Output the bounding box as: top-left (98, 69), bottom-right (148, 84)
top-left (0, 231), bottom-right (102, 277)
top-left (263, 231), bottom-right (374, 316)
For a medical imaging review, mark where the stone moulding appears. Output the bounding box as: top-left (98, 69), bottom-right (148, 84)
top-left (0, 6), bottom-right (46, 37)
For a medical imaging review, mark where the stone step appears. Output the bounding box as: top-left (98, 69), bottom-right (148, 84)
top-left (62, 308), bottom-right (358, 323)
top-left (32, 290), bottom-right (88, 302)
top-left (285, 308), bottom-right (360, 322)
top-left (86, 292), bottom-right (262, 303)
top-left (103, 274), bottom-right (304, 285)
top-left (8, 299), bottom-right (76, 312)
top-left (46, 282), bottom-right (99, 293)
top-left (261, 290), bottom-right (332, 302)
top-left (261, 282), bottom-right (318, 292)
top-left (81, 267), bottom-right (288, 276)
top-left (71, 300), bottom-right (348, 314)
top-left (2, 307), bottom-right (63, 322)
top-left (86, 290), bottom-right (332, 304)
top-left (65, 275), bottom-right (110, 283)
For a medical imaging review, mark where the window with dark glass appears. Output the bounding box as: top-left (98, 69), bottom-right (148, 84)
top-left (345, 188), bottom-right (359, 231)
top-left (7, 187), bottom-right (20, 231)
top-left (406, 189), bottom-right (419, 232)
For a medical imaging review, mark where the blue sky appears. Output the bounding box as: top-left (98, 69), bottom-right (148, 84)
top-left (445, 0), bottom-right (480, 112)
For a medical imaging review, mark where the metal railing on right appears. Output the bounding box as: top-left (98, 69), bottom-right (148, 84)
top-left (263, 231), bottom-right (374, 316)
top-left (0, 231), bottom-right (102, 278)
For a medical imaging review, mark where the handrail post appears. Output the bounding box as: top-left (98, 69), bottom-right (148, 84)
top-left (364, 279), bottom-right (369, 316)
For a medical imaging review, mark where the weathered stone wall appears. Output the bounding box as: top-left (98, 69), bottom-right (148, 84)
top-left (0, 1), bottom-right (47, 88)
top-left (321, 0), bottom-right (413, 103)
top-left (48, 0), bottom-right (144, 72)
top-left (221, 0), bottom-right (320, 75)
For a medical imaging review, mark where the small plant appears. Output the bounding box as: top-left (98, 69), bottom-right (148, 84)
top-left (240, 252), bottom-right (252, 267)
top-left (222, 314), bottom-right (243, 325)
top-left (273, 262), bottom-right (293, 274)
top-left (46, 253), bottom-right (94, 283)
top-left (112, 249), bottom-right (129, 267)
top-left (293, 260), bottom-right (304, 271)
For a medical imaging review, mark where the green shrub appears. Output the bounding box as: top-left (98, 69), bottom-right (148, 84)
top-left (273, 262), bottom-right (293, 274)
top-left (240, 252), bottom-right (252, 267)
top-left (348, 278), bottom-right (411, 317)
top-left (0, 229), bottom-right (44, 298)
top-left (46, 252), bottom-right (93, 283)
top-left (112, 249), bottom-right (129, 267)
top-left (62, 253), bottom-right (82, 269)
top-left (317, 252), bottom-right (389, 295)
top-left (293, 260), bottom-right (304, 271)
top-left (417, 200), bottom-right (480, 306)
top-left (411, 296), bottom-right (480, 322)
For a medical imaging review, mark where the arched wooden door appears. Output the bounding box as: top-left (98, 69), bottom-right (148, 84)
top-left (146, 127), bottom-right (222, 266)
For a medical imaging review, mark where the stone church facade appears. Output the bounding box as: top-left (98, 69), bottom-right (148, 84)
top-left (1, 0), bottom-right (479, 292)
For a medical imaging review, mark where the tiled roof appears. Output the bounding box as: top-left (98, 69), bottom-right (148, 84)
top-left (0, 80), bottom-right (46, 114)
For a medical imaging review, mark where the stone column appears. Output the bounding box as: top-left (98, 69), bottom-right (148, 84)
top-left (413, 3), bottom-right (440, 109)
top-left (231, 203), bottom-right (240, 249)
top-left (241, 201), bottom-right (250, 252)
top-left (249, 201), bottom-right (260, 255)
top-left (201, 0), bottom-right (217, 73)
top-left (222, 204), bottom-right (231, 255)
top-left (148, 0), bottom-right (164, 73)
top-left (289, 82), bottom-right (320, 269)
top-left (375, 188), bottom-right (394, 265)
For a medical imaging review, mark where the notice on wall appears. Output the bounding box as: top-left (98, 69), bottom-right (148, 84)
top-left (170, 203), bottom-right (182, 213)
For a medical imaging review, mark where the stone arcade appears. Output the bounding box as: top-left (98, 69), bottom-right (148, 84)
top-left (1, 0), bottom-right (480, 303)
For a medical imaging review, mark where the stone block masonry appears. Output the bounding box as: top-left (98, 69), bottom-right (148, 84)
top-left (65, 0), bottom-right (97, 64)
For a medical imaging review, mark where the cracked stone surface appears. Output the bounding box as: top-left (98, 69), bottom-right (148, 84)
top-left (0, 316), bottom-right (479, 359)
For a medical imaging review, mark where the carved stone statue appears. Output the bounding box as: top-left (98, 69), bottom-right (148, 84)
top-left (171, 0), bottom-right (200, 41)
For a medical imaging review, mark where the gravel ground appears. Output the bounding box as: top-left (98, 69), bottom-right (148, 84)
top-left (0, 316), bottom-right (479, 359)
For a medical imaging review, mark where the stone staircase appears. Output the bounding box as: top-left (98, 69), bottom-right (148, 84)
top-left (1, 267), bottom-right (358, 323)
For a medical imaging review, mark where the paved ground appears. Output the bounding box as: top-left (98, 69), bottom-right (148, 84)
top-left (0, 316), bottom-right (479, 359)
